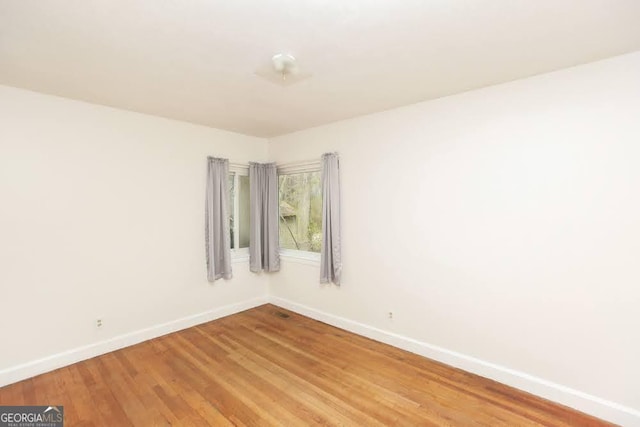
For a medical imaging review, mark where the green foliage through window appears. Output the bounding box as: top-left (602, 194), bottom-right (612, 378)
top-left (278, 171), bottom-right (322, 253)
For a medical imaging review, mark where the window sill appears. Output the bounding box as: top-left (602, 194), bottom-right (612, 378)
top-left (231, 248), bottom-right (249, 264)
top-left (279, 249), bottom-right (320, 266)
top-left (230, 250), bottom-right (320, 266)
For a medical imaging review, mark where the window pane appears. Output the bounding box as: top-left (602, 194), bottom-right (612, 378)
top-left (278, 171), bottom-right (322, 252)
top-left (228, 173), bottom-right (235, 249)
top-left (238, 175), bottom-right (250, 248)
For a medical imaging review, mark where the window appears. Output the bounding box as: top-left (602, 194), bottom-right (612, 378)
top-left (228, 168), bottom-right (250, 252)
top-left (278, 169), bottom-right (322, 253)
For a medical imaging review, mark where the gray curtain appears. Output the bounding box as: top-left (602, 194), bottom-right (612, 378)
top-left (320, 153), bottom-right (342, 285)
top-left (205, 157), bottom-right (232, 281)
top-left (249, 162), bottom-right (280, 272)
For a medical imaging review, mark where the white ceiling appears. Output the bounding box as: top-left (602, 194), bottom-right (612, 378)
top-left (1, 1), bottom-right (640, 137)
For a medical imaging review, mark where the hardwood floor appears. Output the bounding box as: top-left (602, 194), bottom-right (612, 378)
top-left (0, 304), bottom-right (613, 426)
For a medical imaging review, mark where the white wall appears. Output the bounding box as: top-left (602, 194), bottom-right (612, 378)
top-left (268, 51), bottom-right (640, 423)
top-left (0, 85), bottom-right (269, 382)
top-left (2, 51), bottom-right (639, 424)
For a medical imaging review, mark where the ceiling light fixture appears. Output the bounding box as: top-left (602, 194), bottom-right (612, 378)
top-left (255, 53), bottom-right (311, 87)
top-left (271, 53), bottom-right (298, 81)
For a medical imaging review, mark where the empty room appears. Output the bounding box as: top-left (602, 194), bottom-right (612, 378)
top-left (1, 1), bottom-right (639, 426)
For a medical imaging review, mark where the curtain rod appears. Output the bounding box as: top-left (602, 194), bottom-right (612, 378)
top-left (229, 162), bottom-right (249, 169)
top-left (229, 159), bottom-right (322, 169)
top-left (276, 159), bottom-right (321, 168)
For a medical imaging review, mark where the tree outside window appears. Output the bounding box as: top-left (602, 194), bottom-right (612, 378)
top-left (278, 171), bottom-right (322, 253)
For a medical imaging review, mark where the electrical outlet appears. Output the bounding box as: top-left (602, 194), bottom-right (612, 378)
top-left (96, 318), bottom-right (103, 328)
top-left (388, 311), bottom-right (393, 320)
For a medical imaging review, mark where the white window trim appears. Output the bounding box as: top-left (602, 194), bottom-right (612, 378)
top-left (279, 248), bottom-right (321, 265)
top-left (229, 163), bottom-right (249, 175)
top-left (277, 159), bottom-right (322, 260)
top-left (230, 247), bottom-right (249, 260)
top-left (277, 159), bottom-right (321, 175)
top-left (229, 163), bottom-right (249, 260)
top-left (231, 252), bottom-right (250, 263)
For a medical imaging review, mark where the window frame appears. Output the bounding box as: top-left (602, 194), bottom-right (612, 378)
top-left (277, 160), bottom-right (322, 263)
top-left (229, 163), bottom-right (250, 261)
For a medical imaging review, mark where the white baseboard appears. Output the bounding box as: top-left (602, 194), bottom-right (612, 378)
top-left (269, 296), bottom-right (639, 426)
top-left (0, 295), bottom-right (269, 388)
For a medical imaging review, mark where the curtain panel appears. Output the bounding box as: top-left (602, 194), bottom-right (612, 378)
top-left (205, 157), bottom-right (232, 281)
top-left (249, 162), bottom-right (280, 272)
top-left (320, 152), bottom-right (342, 285)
